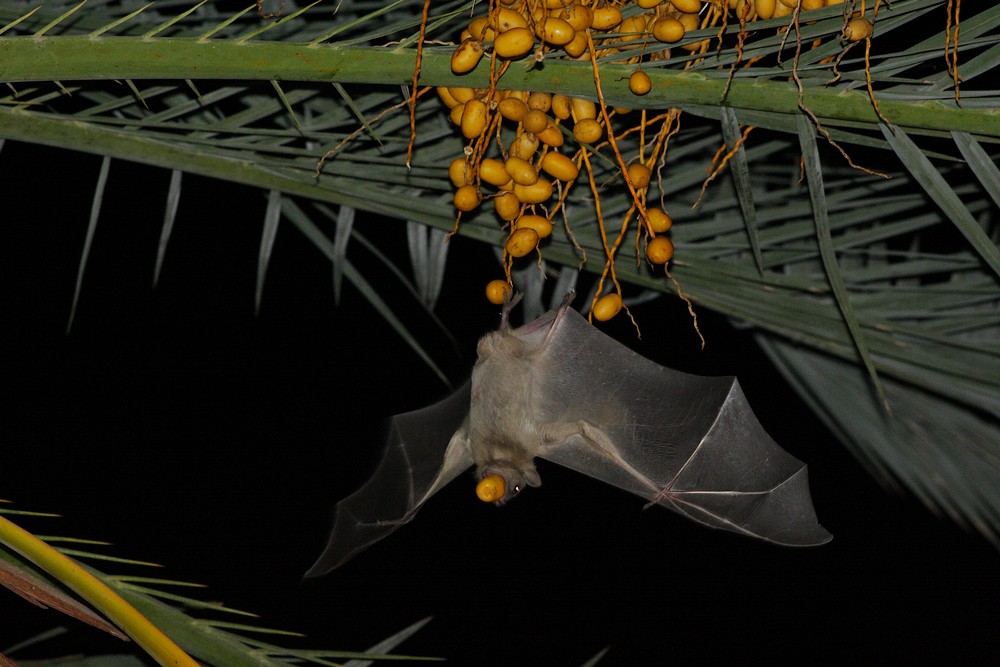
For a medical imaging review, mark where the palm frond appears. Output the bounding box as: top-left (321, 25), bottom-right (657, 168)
top-left (0, 506), bottom-right (437, 665)
top-left (759, 337), bottom-right (1000, 543)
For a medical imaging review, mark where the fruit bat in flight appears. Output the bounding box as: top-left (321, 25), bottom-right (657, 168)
top-left (307, 293), bottom-right (830, 575)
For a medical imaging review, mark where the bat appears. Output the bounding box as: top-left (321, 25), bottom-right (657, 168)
top-left (307, 292), bottom-right (830, 576)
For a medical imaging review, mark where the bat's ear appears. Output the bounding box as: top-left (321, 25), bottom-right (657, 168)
top-left (524, 468), bottom-right (541, 487)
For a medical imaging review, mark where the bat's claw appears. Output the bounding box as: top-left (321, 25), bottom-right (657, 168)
top-left (500, 290), bottom-right (523, 329)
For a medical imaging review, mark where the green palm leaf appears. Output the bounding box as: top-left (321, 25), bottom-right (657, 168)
top-left (1, 506), bottom-right (437, 665)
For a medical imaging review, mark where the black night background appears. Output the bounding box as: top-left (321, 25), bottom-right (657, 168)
top-left (2, 140), bottom-right (997, 664)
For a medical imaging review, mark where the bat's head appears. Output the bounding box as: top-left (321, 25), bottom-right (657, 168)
top-left (475, 461), bottom-right (541, 506)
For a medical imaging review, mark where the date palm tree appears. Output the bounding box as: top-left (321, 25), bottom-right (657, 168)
top-left (1, 0), bottom-right (997, 663)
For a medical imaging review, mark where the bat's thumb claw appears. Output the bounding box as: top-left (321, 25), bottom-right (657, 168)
top-left (476, 474), bottom-right (506, 503)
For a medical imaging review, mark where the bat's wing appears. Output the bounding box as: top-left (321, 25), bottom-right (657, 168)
top-left (519, 308), bottom-right (831, 546)
top-left (306, 381), bottom-right (473, 576)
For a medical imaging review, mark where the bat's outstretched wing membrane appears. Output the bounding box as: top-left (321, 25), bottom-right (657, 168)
top-left (519, 308), bottom-right (830, 546)
top-left (306, 381), bottom-right (473, 576)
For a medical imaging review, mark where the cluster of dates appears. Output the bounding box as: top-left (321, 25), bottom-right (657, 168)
top-left (440, 81), bottom-right (676, 316)
top-left (437, 0), bottom-right (866, 316)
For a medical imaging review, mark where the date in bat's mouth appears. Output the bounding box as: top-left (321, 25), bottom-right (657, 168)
top-left (476, 473), bottom-right (508, 504)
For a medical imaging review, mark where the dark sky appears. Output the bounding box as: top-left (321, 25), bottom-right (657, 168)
top-left (3, 140), bottom-right (998, 664)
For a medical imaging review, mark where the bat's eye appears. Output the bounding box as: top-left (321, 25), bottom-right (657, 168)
top-left (513, 485), bottom-right (521, 495)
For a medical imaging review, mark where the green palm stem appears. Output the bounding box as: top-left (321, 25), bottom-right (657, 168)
top-left (1, 38), bottom-right (996, 138)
